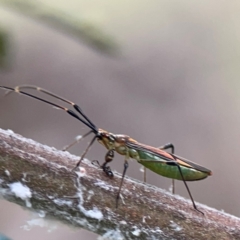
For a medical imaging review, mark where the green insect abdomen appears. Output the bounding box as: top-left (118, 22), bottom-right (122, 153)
top-left (135, 150), bottom-right (209, 181)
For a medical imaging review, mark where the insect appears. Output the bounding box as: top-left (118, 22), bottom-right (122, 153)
top-left (0, 85), bottom-right (212, 214)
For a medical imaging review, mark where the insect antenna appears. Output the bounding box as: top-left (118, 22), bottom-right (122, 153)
top-left (0, 86), bottom-right (98, 134)
top-left (4, 85), bottom-right (96, 129)
top-left (0, 85), bottom-right (101, 170)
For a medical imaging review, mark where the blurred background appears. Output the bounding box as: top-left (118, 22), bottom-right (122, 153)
top-left (1, 1), bottom-right (240, 239)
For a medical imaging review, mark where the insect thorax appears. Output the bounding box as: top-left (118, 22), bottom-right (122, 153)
top-left (97, 129), bottom-right (130, 156)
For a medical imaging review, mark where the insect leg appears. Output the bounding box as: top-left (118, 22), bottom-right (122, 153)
top-left (101, 150), bottom-right (114, 177)
top-left (116, 157), bottom-right (129, 208)
top-left (62, 130), bottom-right (93, 151)
top-left (169, 159), bottom-right (204, 215)
top-left (158, 143), bottom-right (175, 194)
top-left (142, 158), bottom-right (203, 214)
top-left (158, 143), bottom-right (174, 154)
top-left (91, 150), bottom-right (115, 177)
top-left (72, 135), bottom-right (97, 171)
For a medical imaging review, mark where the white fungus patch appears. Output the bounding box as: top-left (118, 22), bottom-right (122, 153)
top-left (98, 229), bottom-right (124, 240)
top-left (39, 173), bottom-right (48, 179)
top-left (47, 195), bottom-right (54, 200)
top-left (75, 168), bottom-right (86, 178)
top-left (170, 221), bottom-right (182, 232)
top-left (78, 205), bottom-right (103, 220)
top-left (53, 198), bottom-right (73, 207)
top-left (8, 182), bottom-right (32, 207)
top-left (6, 129), bottom-right (14, 134)
top-left (21, 218), bottom-right (58, 232)
top-left (4, 170), bottom-right (10, 177)
top-left (79, 167), bottom-right (86, 176)
top-left (38, 210), bottom-right (46, 218)
top-left (21, 173), bottom-right (30, 182)
top-left (75, 172), bottom-right (103, 221)
top-left (152, 227), bottom-right (163, 234)
top-left (132, 228), bottom-right (141, 236)
top-left (119, 220), bottom-right (127, 225)
top-left (94, 180), bottom-right (115, 191)
top-left (87, 190), bottom-right (94, 200)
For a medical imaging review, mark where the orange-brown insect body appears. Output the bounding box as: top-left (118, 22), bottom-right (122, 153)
top-left (97, 129), bottom-right (212, 181)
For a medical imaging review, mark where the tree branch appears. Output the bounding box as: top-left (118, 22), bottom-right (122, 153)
top-left (0, 128), bottom-right (239, 239)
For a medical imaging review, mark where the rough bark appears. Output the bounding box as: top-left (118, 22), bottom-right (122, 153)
top-left (0, 128), bottom-right (239, 240)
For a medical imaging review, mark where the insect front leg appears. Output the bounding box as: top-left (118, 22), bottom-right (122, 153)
top-left (143, 143), bottom-right (175, 194)
top-left (92, 149), bottom-right (115, 177)
top-left (62, 131), bottom-right (93, 151)
top-left (73, 135), bottom-right (97, 171)
top-left (101, 149), bottom-right (115, 177)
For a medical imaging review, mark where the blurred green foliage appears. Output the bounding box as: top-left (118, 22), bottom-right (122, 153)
top-left (0, 0), bottom-right (119, 57)
top-left (0, 27), bottom-right (10, 69)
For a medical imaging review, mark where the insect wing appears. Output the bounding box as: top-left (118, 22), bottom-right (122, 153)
top-left (172, 154), bottom-right (212, 175)
top-left (126, 140), bottom-right (212, 175)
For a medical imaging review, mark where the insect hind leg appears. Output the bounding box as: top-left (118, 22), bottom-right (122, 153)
top-left (159, 143), bottom-right (175, 194)
top-left (168, 158), bottom-right (204, 215)
top-left (142, 157), bottom-right (204, 214)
